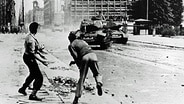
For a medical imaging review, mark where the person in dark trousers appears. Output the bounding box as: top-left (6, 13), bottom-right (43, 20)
top-left (68, 31), bottom-right (103, 104)
top-left (18, 22), bottom-right (50, 101)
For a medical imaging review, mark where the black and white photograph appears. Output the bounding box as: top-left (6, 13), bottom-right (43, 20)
top-left (0, 0), bottom-right (184, 104)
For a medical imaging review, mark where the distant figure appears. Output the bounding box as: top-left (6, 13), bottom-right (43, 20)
top-left (96, 11), bottom-right (106, 20)
top-left (18, 22), bottom-right (51, 101)
top-left (2, 26), bottom-right (5, 34)
top-left (91, 11), bottom-right (106, 21)
top-left (91, 11), bottom-right (106, 28)
top-left (106, 19), bottom-right (116, 28)
top-left (68, 31), bottom-right (103, 104)
top-left (5, 26), bottom-right (9, 33)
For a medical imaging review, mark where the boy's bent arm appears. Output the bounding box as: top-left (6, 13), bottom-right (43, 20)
top-left (68, 45), bottom-right (81, 67)
top-left (68, 45), bottom-right (78, 61)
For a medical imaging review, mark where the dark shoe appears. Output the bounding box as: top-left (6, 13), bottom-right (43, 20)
top-left (97, 83), bottom-right (103, 96)
top-left (29, 94), bottom-right (43, 101)
top-left (72, 97), bottom-right (78, 104)
top-left (18, 88), bottom-right (27, 96)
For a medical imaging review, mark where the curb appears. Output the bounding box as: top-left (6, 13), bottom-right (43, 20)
top-left (128, 39), bottom-right (184, 49)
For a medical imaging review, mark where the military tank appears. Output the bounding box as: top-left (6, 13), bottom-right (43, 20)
top-left (106, 19), bottom-right (128, 44)
top-left (70, 18), bottom-right (112, 49)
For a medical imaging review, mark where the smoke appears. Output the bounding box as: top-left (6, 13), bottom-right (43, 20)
top-left (14, 0), bottom-right (44, 16)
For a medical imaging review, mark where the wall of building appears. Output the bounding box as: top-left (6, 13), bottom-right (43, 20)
top-left (43, 0), bottom-right (137, 26)
top-left (44, 0), bottom-right (52, 25)
top-left (25, 1), bottom-right (44, 26)
top-left (65, 0), bottom-right (135, 24)
top-left (53, 0), bottom-right (64, 26)
top-left (35, 9), bottom-right (44, 25)
top-left (44, 0), bottom-right (65, 26)
top-left (0, 0), bottom-right (16, 27)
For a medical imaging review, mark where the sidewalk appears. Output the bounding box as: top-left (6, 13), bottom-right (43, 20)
top-left (0, 33), bottom-right (62, 104)
top-left (128, 34), bottom-right (184, 49)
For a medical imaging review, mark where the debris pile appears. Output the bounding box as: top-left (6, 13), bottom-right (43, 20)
top-left (48, 76), bottom-right (95, 96)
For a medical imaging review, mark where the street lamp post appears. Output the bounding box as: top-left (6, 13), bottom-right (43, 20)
top-left (19, 0), bottom-right (24, 27)
top-left (146, 0), bottom-right (149, 35)
top-left (3, 0), bottom-right (6, 26)
top-left (146, 0), bottom-right (148, 20)
top-left (22, 0), bottom-right (24, 25)
top-left (125, 0), bottom-right (127, 24)
top-left (19, 0), bottom-right (25, 33)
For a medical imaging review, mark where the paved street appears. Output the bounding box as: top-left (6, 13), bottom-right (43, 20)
top-left (0, 30), bottom-right (184, 104)
top-left (1, 0), bottom-right (184, 103)
top-left (39, 29), bottom-right (184, 104)
top-left (0, 30), bottom-right (119, 104)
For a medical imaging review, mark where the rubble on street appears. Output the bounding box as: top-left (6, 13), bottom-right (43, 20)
top-left (0, 32), bottom-right (119, 104)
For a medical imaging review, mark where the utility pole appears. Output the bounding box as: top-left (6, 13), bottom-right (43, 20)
top-left (146, 0), bottom-right (148, 20)
top-left (33, 0), bottom-right (36, 22)
top-left (19, 0), bottom-right (24, 33)
top-left (22, 0), bottom-right (24, 25)
top-left (3, 0), bottom-right (7, 26)
top-left (125, 0), bottom-right (127, 23)
top-left (146, 0), bottom-right (149, 35)
top-left (19, 0), bottom-right (24, 27)
top-left (107, 1), bottom-right (109, 19)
